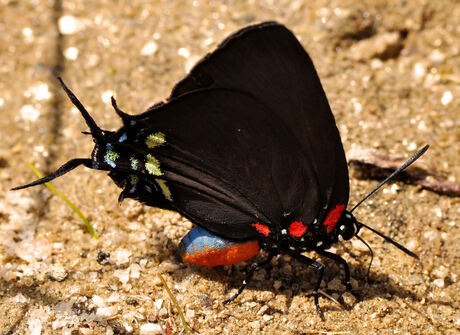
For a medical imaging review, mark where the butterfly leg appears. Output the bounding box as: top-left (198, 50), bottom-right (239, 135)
top-left (315, 250), bottom-right (352, 291)
top-left (224, 252), bottom-right (277, 304)
top-left (290, 253), bottom-right (326, 320)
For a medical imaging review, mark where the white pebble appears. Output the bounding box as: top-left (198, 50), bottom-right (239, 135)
top-left (412, 62), bottom-right (426, 80)
top-left (139, 323), bottom-right (162, 335)
top-left (130, 264), bottom-right (141, 279)
top-left (160, 262), bottom-right (180, 272)
top-left (441, 91), bottom-right (453, 105)
top-left (64, 47), bottom-right (79, 60)
top-left (429, 49), bottom-right (445, 65)
top-left (15, 293), bottom-right (28, 303)
top-left (114, 268), bottom-right (130, 285)
top-left (92, 295), bottom-right (106, 307)
top-left (178, 47), bottom-right (190, 58)
top-left (28, 318), bottom-right (42, 335)
top-left (58, 15), bottom-right (85, 35)
top-left (153, 298), bottom-right (163, 309)
top-left (102, 90), bottom-right (115, 104)
top-left (24, 83), bottom-right (51, 101)
top-left (20, 105), bottom-right (40, 121)
top-left (141, 41), bottom-right (158, 56)
top-left (257, 305), bottom-right (269, 316)
top-left (433, 278), bottom-right (445, 288)
top-left (107, 292), bottom-right (120, 303)
top-left (96, 306), bottom-right (118, 318)
top-left (432, 266), bottom-right (448, 279)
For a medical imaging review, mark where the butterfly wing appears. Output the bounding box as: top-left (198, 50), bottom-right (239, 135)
top-left (168, 22), bottom-right (349, 222)
top-left (125, 89), bottom-right (320, 240)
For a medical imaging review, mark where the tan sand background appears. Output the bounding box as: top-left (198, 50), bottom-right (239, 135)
top-left (0, 0), bottom-right (458, 334)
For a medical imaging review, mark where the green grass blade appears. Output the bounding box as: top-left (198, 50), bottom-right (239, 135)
top-left (26, 162), bottom-right (98, 239)
top-left (158, 273), bottom-right (192, 334)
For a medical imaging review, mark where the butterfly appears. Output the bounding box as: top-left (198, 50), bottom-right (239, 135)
top-left (13, 22), bottom-right (427, 319)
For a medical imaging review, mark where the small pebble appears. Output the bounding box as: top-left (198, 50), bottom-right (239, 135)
top-left (139, 323), bottom-right (162, 335)
top-left (433, 278), bottom-right (445, 288)
top-left (114, 268), bottom-right (130, 285)
top-left (58, 15), bottom-right (85, 35)
top-left (351, 238), bottom-right (371, 252)
top-left (154, 298), bottom-right (163, 309)
top-left (92, 295), bottom-right (106, 307)
top-left (160, 262), bottom-right (180, 272)
top-left (257, 305), bottom-right (269, 316)
top-left (432, 266), bottom-right (449, 279)
top-left (342, 291), bottom-right (357, 305)
top-left (141, 41), bottom-right (158, 56)
top-left (96, 306), bottom-right (118, 318)
top-left (429, 49), bottom-right (445, 65)
top-left (47, 264), bottom-right (68, 282)
top-left (15, 293), bottom-right (28, 303)
top-left (20, 105), bottom-right (40, 122)
top-left (130, 264), bottom-right (141, 279)
top-left (107, 292), bottom-right (120, 303)
top-left (113, 249), bottom-right (131, 265)
top-left (347, 32), bottom-right (402, 61)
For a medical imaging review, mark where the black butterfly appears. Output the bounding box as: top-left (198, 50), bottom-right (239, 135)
top-left (13, 22), bottom-right (427, 319)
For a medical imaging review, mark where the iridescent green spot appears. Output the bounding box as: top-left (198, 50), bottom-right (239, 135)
top-left (130, 157), bottom-right (139, 170)
top-left (155, 178), bottom-right (172, 201)
top-left (145, 154), bottom-right (163, 176)
top-left (145, 132), bottom-right (166, 149)
top-left (129, 174), bottom-right (139, 185)
top-left (104, 150), bottom-right (119, 168)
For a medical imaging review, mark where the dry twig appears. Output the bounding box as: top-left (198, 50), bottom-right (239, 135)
top-left (347, 146), bottom-right (459, 197)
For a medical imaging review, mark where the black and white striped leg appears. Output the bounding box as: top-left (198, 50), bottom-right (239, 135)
top-left (224, 252), bottom-right (276, 304)
top-left (316, 249), bottom-right (352, 292)
top-left (291, 253), bottom-right (326, 320)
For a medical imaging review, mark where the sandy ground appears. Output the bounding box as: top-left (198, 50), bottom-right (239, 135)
top-left (0, 0), bottom-right (458, 334)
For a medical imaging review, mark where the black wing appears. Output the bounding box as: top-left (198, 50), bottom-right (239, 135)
top-left (130, 89), bottom-right (320, 240)
top-left (167, 21), bottom-right (349, 223)
top-left (165, 22), bottom-right (349, 224)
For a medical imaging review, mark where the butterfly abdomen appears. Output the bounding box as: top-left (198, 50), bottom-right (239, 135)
top-left (177, 226), bottom-right (260, 267)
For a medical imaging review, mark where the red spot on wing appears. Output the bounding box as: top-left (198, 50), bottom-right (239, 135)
top-left (289, 221), bottom-right (307, 237)
top-left (251, 222), bottom-right (270, 237)
top-left (323, 204), bottom-right (345, 233)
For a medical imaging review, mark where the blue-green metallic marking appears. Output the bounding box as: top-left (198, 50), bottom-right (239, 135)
top-left (104, 144), bottom-right (119, 168)
top-left (130, 157), bottom-right (139, 170)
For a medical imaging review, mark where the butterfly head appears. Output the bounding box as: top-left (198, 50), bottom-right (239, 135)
top-left (336, 211), bottom-right (361, 241)
top-left (12, 79), bottom-right (144, 192)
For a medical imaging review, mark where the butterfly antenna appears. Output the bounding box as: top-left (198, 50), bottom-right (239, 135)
top-left (57, 77), bottom-right (104, 142)
top-left (11, 158), bottom-right (93, 190)
top-left (357, 220), bottom-right (418, 259)
top-left (350, 144), bottom-right (429, 213)
top-left (355, 234), bottom-right (374, 282)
